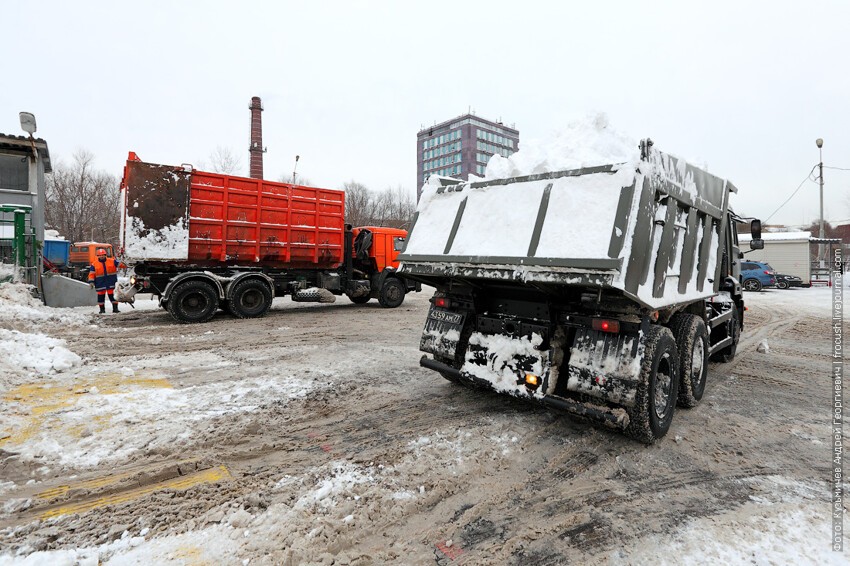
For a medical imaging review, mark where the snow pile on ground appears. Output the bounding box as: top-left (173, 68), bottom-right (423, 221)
top-left (0, 281), bottom-right (87, 391)
top-left (0, 282), bottom-right (90, 329)
top-left (484, 113), bottom-right (638, 180)
top-left (0, 329), bottom-right (81, 374)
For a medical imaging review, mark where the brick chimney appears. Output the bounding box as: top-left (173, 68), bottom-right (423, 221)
top-left (249, 96), bottom-right (264, 179)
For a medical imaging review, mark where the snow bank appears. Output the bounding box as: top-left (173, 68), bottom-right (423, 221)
top-left (0, 282), bottom-right (90, 328)
top-left (0, 329), bottom-right (81, 374)
top-left (483, 113), bottom-right (638, 180)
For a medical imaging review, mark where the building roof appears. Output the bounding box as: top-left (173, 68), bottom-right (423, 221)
top-left (739, 231), bottom-right (811, 242)
top-left (0, 133), bottom-right (52, 173)
top-left (417, 113), bottom-right (519, 137)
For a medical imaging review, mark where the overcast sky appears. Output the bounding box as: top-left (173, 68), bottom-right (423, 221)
top-left (4, 1), bottom-right (849, 226)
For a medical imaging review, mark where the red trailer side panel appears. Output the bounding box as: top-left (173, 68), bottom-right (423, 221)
top-left (122, 155), bottom-right (345, 269)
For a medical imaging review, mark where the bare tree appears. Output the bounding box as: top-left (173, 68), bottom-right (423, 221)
top-left (344, 181), bottom-right (374, 227)
top-left (208, 146), bottom-right (243, 175)
top-left (278, 173), bottom-right (313, 186)
top-left (343, 181), bottom-right (416, 229)
top-left (45, 150), bottom-right (120, 245)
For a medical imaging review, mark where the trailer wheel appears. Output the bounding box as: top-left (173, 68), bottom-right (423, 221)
top-left (626, 325), bottom-right (679, 444)
top-left (378, 278), bottom-right (406, 308)
top-left (669, 314), bottom-right (709, 408)
top-left (167, 280), bottom-right (218, 324)
top-left (347, 294), bottom-right (371, 304)
top-left (711, 305), bottom-right (740, 363)
top-left (743, 278), bottom-right (762, 292)
top-left (227, 278), bottom-right (273, 319)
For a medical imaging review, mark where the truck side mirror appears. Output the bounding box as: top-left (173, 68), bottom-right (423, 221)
top-left (750, 219), bottom-right (762, 240)
top-left (750, 239), bottom-right (764, 250)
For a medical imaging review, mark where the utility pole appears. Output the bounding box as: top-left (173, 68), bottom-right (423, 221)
top-left (817, 138), bottom-right (825, 267)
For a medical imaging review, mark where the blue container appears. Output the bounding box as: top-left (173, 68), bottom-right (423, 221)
top-left (43, 239), bottom-right (71, 267)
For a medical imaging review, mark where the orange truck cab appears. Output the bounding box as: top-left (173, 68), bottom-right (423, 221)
top-left (351, 226), bottom-right (420, 307)
top-left (70, 242), bottom-right (115, 265)
top-left (69, 242), bottom-right (117, 281)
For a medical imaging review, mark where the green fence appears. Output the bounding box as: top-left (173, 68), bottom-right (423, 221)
top-left (0, 204), bottom-right (38, 285)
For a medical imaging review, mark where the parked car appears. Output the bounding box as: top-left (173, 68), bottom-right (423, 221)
top-left (774, 273), bottom-right (803, 289)
top-left (740, 260), bottom-right (776, 291)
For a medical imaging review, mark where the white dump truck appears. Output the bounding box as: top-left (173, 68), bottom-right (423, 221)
top-left (398, 140), bottom-right (763, 443)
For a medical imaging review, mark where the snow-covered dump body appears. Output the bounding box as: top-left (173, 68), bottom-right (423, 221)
top-left (399, 148), bottom-right (735, 311)
top-left (405, 145), bottom-right (752, 443)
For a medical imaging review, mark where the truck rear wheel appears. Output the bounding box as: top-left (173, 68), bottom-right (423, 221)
top-left (626, 325), bottom-right (679, 444)
top-left (168, 280), bottom-right (218, 324)
top-left (669, 314), bottom-right (709, 408)
top-left (227, 278), bottom-right (272, 319)
top-left (378, 278), bottom-right (405, 308)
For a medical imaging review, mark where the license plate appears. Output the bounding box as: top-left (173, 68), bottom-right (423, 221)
top-left (428, 308), bottom-right (463, 325)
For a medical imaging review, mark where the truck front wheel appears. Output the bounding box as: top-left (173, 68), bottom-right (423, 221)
top-left (168, 280), bottom-right (218, 324)
top-left (227, 279), bottom-right (273, 319)
top-left (378, 278), bottom-right (406, 308)
top-left (626, 326), bottom-right (679, 444)
top-left (669, 314), bottom-right (709, 408)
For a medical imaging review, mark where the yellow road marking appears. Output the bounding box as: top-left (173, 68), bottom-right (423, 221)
top-left (0, 373), bottom-right (171, 448)
top-left (36, 468), bottom-right (142, 500)
top-left (39, 465), bottom-right (231, 519)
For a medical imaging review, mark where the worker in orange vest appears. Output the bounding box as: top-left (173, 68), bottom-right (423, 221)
top-left (88, 249), bottom-right (120, 314)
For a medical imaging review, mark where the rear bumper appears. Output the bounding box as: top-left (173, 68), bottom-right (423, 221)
top-left (419, 355), bottom-right (629, 430)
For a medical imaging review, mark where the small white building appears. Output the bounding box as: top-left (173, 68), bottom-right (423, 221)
top-left (739, 231), bottom-right (811, 284)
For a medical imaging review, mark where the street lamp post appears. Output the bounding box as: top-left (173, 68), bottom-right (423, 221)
top-left (817, 138), bottom-right (824, 267)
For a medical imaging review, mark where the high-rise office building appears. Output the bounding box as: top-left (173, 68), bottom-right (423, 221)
top-left (416, 113), bottom-right (519, 200)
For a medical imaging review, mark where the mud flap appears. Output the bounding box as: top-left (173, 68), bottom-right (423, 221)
top-left (565, 328), bottom-right (643, 406)
top-left (420, 306), bottom-right (466, 360)
top-left (460, 332), bottom-right (549, 399)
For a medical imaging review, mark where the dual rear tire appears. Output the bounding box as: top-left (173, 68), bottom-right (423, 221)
top-left (166, 278), bottom-right (272, 323)
top-left (626, 326), bottom-right (680, 444)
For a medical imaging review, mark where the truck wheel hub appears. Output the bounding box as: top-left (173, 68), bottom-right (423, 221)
top-left (654, 355), bottom-right (673, 419)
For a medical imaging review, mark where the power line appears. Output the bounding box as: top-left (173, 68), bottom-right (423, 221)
top-left (764, 165), bottom-right (818, 223)
top-left (824, 165), bottom-right (850, 171)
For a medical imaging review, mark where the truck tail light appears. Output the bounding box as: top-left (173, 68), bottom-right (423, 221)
top-left (592, 318), bottom-right (620, 333)
top-left (434, 297), bottom-right (450, 309)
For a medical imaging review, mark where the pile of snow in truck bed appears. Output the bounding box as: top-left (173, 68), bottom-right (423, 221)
top-left (484, 113), bottom-right (639, 179)
top-left (123, 217), bottom-right (189, 261)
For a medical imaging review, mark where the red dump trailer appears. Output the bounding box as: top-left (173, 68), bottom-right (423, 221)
top-left (119, 153), bottom-right (418, 322)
